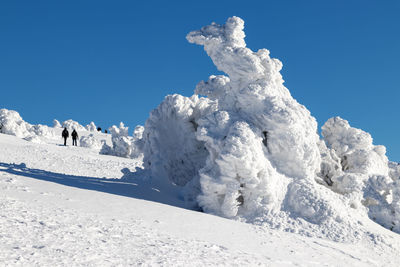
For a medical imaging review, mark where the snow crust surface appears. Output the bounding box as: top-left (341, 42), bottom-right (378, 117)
top-left (1, 133), bottom-right (399, 266)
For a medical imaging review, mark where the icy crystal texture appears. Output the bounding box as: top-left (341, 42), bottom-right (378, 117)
top-left (144, 17), bottom-right (329, 219)
top-left (141, 17), bottom-right (400, 235)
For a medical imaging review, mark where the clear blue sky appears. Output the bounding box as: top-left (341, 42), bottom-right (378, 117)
top-left (1, 1), bottom-right (399, 161)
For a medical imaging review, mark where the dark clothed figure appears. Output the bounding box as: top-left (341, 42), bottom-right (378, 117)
top-left (71, 129), bottom-right (78, 146)
top-left (97, 127), bottom-right (102, 132)
top-left (62, 128), bottom-right (69, 146)
top-left (262, 131), bottom-right (270, 152)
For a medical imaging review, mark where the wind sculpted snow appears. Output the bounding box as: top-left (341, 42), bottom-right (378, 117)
top-left (140, 16), bottom-right (400, 240)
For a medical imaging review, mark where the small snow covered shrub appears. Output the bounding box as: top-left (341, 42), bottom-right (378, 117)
top-left (108, 122), bottom-right (132, 158)
top-left (0, 109), bottom-right (56, 140)
top-left (0, 109), bottom-right (32, 137)
top-left (389, 162), bottom-right (400, 181)
top-left (80, 134), bottom-right (103, 150)
top-left (86, 121), bottom-right (97, 132)
top-left (320, 117), bottom-right (400, 233)
top-left (62, 119), bottom-right (86, 131)
top-left (101, 122), bottom-right (143, 159)
top-left (133, 125), bottom-right (144, 139)
top-left (30, 124), bottom-right (55, 138)
top-left (322, 117), bottom-right (388, 176)
top-left (131, 125), bottom-right (144, 158)
top-left (53, 119), bottom-right (62, 128)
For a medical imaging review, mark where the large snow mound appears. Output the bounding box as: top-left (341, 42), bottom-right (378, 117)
top-left (0, 109), bottom-right (56, 140)
top-left (139, 16), bottom-right (400, 239)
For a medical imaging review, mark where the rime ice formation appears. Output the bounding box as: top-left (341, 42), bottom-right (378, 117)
top-left (142, 95), bottom-right (215, 186)
top-left (108, 122), bottom-right (132, 158)
top-left (62, 119), bottom-right (86, 131)
top-left (0, 109), bottom-right (32, 138)
top-left (321, 117), bottom-right (400, 232)
top-left (144, 16), bottom-right (322, 217)
top-left (85, 121), bottom-right (97, 132)
top-left (0, 109), bottom-right (55, 140)
top-left (100, 123), bottom-right (143, 159)
top-left (80, 134), bottom-right (103, 150)
top-left (53, 119), bottom-right (62, 128)
top-left (141, 17), bottom-right (400, 236)
top-left (186, 16), bottom-right (323, 217)
top-left (322, 117), bottom-right (389, 177)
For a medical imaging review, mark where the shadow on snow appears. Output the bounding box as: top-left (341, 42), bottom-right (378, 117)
top-left (0, 162), bottom-right (187, 209)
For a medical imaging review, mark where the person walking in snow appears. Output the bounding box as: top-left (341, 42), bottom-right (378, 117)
top-left (62, 127), bottom-right (69, 146)
top-left (71, 129), bottom-right (78, 146)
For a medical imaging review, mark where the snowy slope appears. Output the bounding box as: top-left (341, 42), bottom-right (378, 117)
top-left (1, 133), bottom-right (400, 266)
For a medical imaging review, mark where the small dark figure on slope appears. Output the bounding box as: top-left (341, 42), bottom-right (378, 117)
top-left (71, 129), bottom-right (78, 146)
top-left (62, 127), bottom-right (69, 146)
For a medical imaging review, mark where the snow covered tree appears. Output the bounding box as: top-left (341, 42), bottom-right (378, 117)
top-left (141, 17), bottom-right (334, 220)
top-left (80, 134), bottom-right (103, 150)
top-left (139, 16), bottom-right (400, 235)
top-left (0, 109), bottom-right (32, 137)
top-left (108, 122), bottom-right (132, 158)
top-left (86, 121), bottom-right (97, 132)
top-left (62, 119), bottom-right (86, 131)
top-left (53, 119), bottom-right (62, 128)
top-left (320, 117), bottom-right (400, 232)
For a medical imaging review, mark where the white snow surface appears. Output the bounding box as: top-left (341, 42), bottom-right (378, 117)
top-left (1, 133), bottom-right (400, 266)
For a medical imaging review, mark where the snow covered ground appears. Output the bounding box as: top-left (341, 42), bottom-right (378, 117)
top-left (1, 133), bottom-right (400, 266)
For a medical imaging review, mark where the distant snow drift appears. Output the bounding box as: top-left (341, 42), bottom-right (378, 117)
top-left (140, 17), bottom-right (400, 236)
top-left (0, 109), bottom-right (55, 142)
